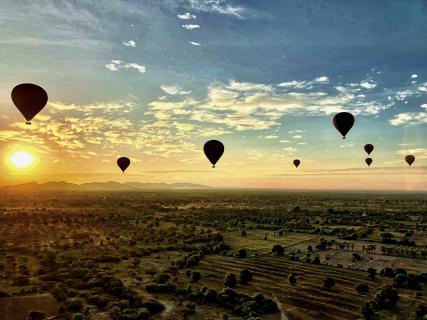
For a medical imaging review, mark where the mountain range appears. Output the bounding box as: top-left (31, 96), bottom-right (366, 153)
top-left (2, 181), bottom-right (211, 192)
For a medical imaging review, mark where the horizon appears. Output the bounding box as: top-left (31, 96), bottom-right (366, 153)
top-left (3, 179), bottom-right (427, 193)
top-left (1, 0), bottom-right (427, 190)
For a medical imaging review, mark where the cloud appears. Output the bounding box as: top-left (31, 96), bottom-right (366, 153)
top-left (160, 85), bottom-right (191, 95)
top-left (314, 76), bottom-right (329, 83)
top-left (418, 82), bottom-right (427, 92)
top-left (389, 112), bottom-right (427, 126)
top-left (105, 60), bottom-right (146, 73)
top-left (411, 74), bottom-right (418, 79)
top-left (292, 135), bottom-right (303, 139)
top-left (190, 41), bottom-right (202, 46)
top-left (288, 130), bottom-right (305, 134)
top-left (182, 24), bottom-right (200, 30)
top-left (145, 77), bottom-right (392, 133)
top-left (186, 0), bottom-right (244, 17)
top-left (122, 40), bottom-right (136, 47)
top-left (397, 148), bottom-right (427, 160)
top-left (283, 147), bottom-right (297, 154)
top-left (359, 81), bottom-right (377, 89)
top-left (178, 12), bottom-right (197, 19)
top-left (264, 134), bottom-right (278, 139)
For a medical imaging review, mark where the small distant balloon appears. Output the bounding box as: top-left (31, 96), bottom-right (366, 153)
top-left (364, 144), bottom-right (374, 155)
top-left (117, 157), bottom-right (131, 173)
top-left (333, 112), bottom-right (354, 139)
top-left (11, 83), bottom-right (48, 125)
top-left (405, 155), bottom-right (415, 166)
top-left (365, 158), bottom-right (373, 166)
top-left (293, 159), bottom-right (300, 168)
top-left (203, 140), bottom-right (224, 168)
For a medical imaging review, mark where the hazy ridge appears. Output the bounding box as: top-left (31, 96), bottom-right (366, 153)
top-left (2, 181), bottom-right (212, 192)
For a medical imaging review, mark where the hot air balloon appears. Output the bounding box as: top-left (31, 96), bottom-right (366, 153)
top-left (365, 158), bottom-right (373, 166)
top-left (405, 155), bottom-right (415, 166)
top-left (117, 157), bottom-right (130, 173)
top-left (333, 112), bottom-right (354, 139)
top-left (364, 144), bottom-right (374, 155)
top-left (203, 140), bottom-right (224, 168)
top-left (293, 159), bottom-right (300, 168)
top-left (11, 83), bottom-right (48, 125)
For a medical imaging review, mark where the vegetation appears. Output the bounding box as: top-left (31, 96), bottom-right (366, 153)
top-left (0, 190), bottom-right (426, 319)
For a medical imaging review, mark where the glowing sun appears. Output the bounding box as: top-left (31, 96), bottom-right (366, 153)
top-left (10, 151), bottom-right (34, 169)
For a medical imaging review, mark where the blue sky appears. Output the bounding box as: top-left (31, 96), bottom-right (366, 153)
top-left (0, 0), bottom-right (426, 189)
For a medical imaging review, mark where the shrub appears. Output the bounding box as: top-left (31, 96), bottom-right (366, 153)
top-left (239, 269), bottom-right (253, 284)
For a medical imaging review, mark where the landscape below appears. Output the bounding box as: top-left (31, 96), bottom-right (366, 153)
top-left (0, 189), bottom-right (426, 320)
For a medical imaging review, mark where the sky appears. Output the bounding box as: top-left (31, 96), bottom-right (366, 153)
top-left (0, 0), bottom-right (427, 190)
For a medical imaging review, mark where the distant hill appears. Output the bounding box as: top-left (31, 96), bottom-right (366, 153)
top-left (2, 181), bottom-right (212, 192)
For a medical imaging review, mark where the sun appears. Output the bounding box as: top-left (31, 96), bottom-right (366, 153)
top-left (10, 151), bottom-right (34, 169)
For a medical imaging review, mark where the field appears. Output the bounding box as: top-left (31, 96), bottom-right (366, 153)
top-left (0, 190), bottom-right (426, 320)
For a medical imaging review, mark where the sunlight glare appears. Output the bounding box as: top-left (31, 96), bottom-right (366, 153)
top-left (10, 151), bottom-right (34, 169)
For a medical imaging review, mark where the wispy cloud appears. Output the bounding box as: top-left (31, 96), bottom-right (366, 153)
top-left (190, 41), bottom-right (202, 46)
top-left (160, 85), bottom-right (191, 95)
top-left (186, 0), bottom-right (245, 17)
top-left (182, 24), bottom-right (200, 30)
top-left (178, 12), bottom-right (197, 19)
top-left (105, 60), bottom-right (146, 73)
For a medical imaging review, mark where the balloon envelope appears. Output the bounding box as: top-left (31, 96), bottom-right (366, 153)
top-left (405, 155), bottom-right (415, 166)
top-left (364, 144), bottom-right (374, 155)
top-left (333, 112), bottom-right (354, 139)
top-left (11, 83), bottom-right (48, 124)
top-left (365, 158), bottom-right (373, 166)
top-left (203, 140), bottom-right (224, 168)
top-left (293, 159), bottom-right (300, 168)
top-left (117, 157), bottom-right (131, 173)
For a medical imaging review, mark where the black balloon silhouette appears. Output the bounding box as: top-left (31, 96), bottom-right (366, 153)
top-left (11, 83), bottom-right (48, 125)
top-left (365, 158), bottom-right (373, 166)
top-left (293, 159), bottom-right (300, 168)
top-left (364, 144), bottom-right (374, 155)
top-left (117, 157), bottom-right (131, 173)
top-left (405, 155), bottom-right (415, 166)
top-left (333, 112), bottom-right (354, 139)
top-left (204, 140), bottom-right (224, 168)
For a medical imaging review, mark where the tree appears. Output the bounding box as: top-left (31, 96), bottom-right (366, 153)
top-left (190, 271), bottom-right (201, 283)
top-left (240, 269), bottom-right (253, 284)
top-left (224, 273), bottom-right (237, 288)
top-left (367, 268), bottom-right (376, 279)
top-left (374, 285), bottom-right (399, 309)
top-left (415, 305), bottom-right (427, 319)
top-left (307, 245), bottom-right (313, 252)
top-left (240, 230), bottom-right (247, 236)
top-left (355, 283), bottom-right (369, 294)
top-left (360, 301), bottom-right (376, 320)
top-left (381, 267), bottom-right (394, 277)
top-left (237, 249), bottom-right (247, 258)
top-left (272, 244), bottom-right (284, 256)
top-left (323, 277), bottom-right (335, 290)
top-left (288, 274), bottom-right (297, 286)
